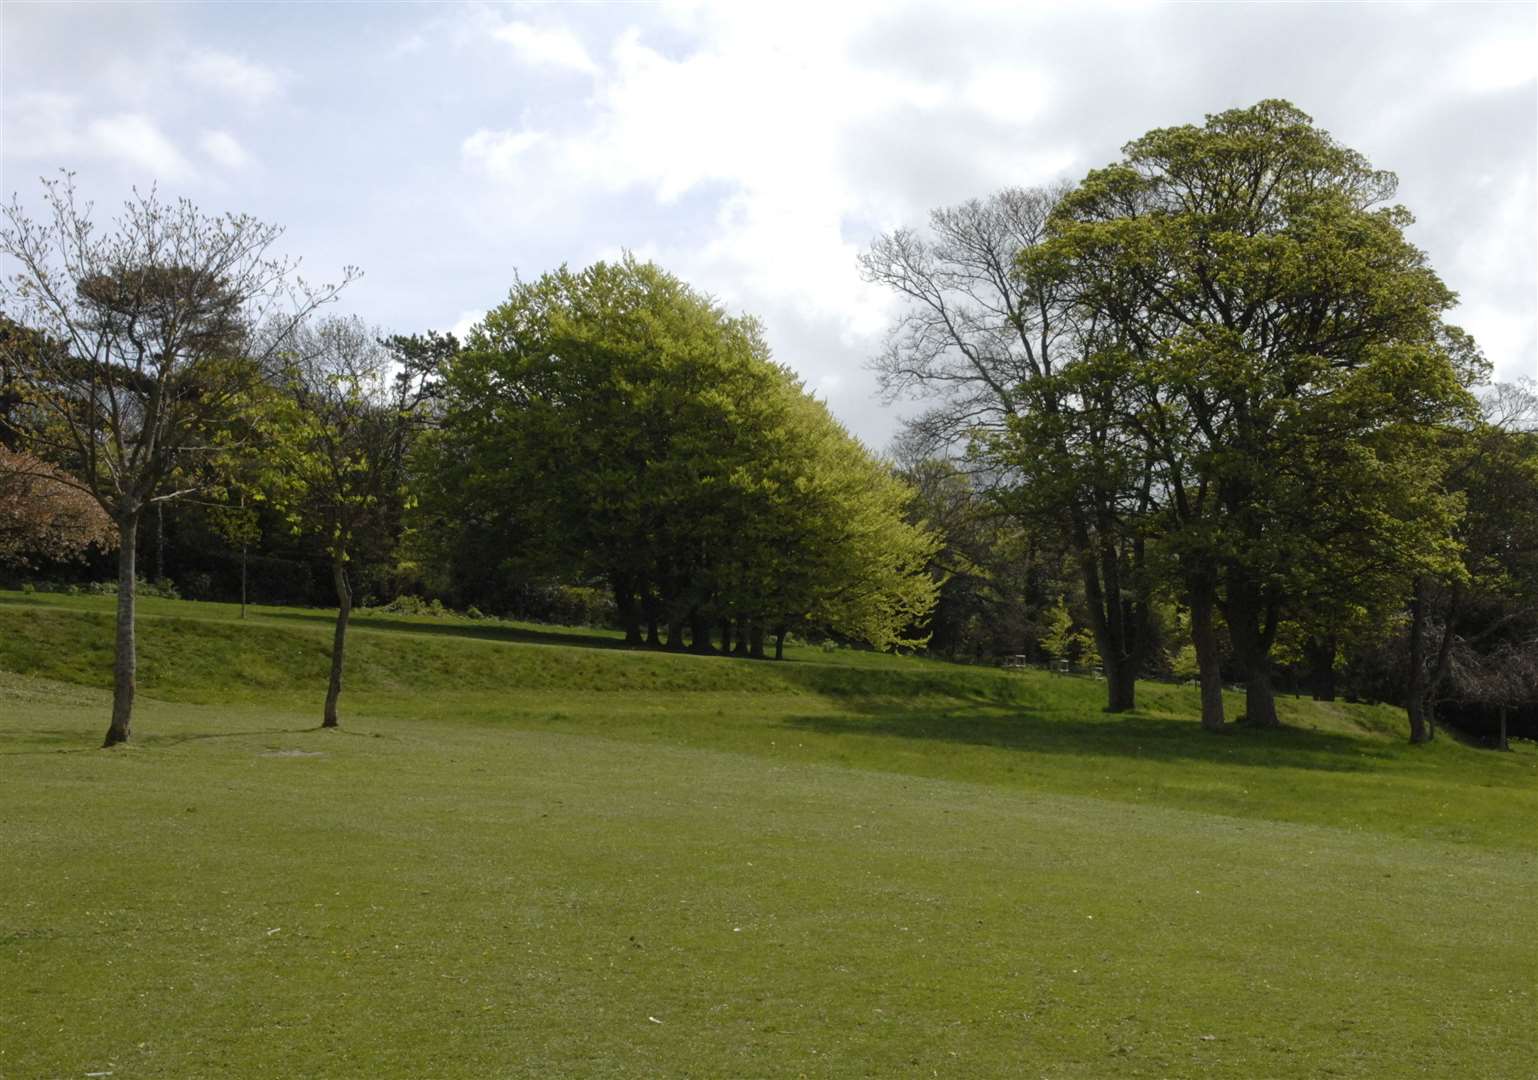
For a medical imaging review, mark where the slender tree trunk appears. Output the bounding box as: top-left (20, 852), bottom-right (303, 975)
top-left (1498, 706), bottom-right (1509, 752)
top-left (749, 621), bottom-right (766, 660)
top-left (774, 624), bottom-right (786, 661)
top-left (155, 502), bottom-right (165, 584)
top-left (104, 510), bottom-right (140, 747)
top-left (323, 555), bottom-right (352, 729)
top-left (718, 618), bottom-right (731, 656)
top-left (1189, 587), bottom-right (1226, 731)
top-left (240, 540), bottom-right (248, 620)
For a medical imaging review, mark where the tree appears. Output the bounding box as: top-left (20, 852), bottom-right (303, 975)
top-left (1032, 100), bottom-right (1481, 729)
top-left (862, 186), bottom-right (1156, 711)
top-left (0, 174), bottom-right (353, 745)
top-left (0, 446), bottom-right (115, 567)
top-left (424, 256), bottom-right (938, 654)
top-left (262, 316), bottom-right (435, 728)
top-left (1403, 382), bottom-right (1538, 742)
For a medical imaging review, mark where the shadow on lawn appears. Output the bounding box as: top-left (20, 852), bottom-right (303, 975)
top-left (782, 707), bottom-right (1394, 772)
top-left (264, 610), bottom-right (630, 652)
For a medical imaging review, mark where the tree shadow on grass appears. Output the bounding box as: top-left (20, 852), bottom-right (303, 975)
top-left (263, 610), bottom-right (631, 652)
top-left (781, 706), bottom-right (1396, 773)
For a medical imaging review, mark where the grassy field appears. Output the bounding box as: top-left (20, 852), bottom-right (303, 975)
top-left (1, 590), bottom-right (1534, 1078)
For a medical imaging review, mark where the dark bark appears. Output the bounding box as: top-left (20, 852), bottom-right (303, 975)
top-left (104, 509), bottom-right (139, 747)
top-left (323, 555), bottom-right (351, 728)
top-left (688, 610), bottom-right (714, 654)
top-left (665, 617), bottom-right (686, 652)
top-left (1304, 636), bottom-right (1337, 702)
top-left (749, 621), bottom-right (766, 660)
top-left (1405, 577), bottom-right (1461, 744)
top-left (155, 502), bottom-right (165, 583)
top-left (718, 619), bottom-right (732, 656)
top-left (1189, 586), bottom-right (1226, 731)
top-left (774, 625), bottom-right (786, 661)
top-left (1223, 578), bottom-right (1279, 728)
top-left (615, 578), bottom-right (643, 646)
top-left (240, 540), bottom-right (248, 620)
top-left (1498, 707), bottom-right (1509, 752)
top-left (731, 618), bottom-right (749, 657)
top-left (643, 592), bottom-right (661, 648)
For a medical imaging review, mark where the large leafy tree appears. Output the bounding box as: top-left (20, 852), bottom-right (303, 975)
top-left (1031, 100), bottom-right (1482, 729)
top-left (0, 446), bottom-right (115, 568)
top-left (0, 175), bottom-right (353, 745)
top-left (862, 186), bottom-right (1156, 711)
top-left (424, 256), bottom-right (937, 653)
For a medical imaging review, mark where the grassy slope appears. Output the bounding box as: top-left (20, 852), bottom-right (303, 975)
top-left (1, 591), bottom-right (1534, 1078)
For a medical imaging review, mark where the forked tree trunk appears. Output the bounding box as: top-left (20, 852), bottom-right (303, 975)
top-left (1189, 587), bottom-right (1226, 732)
top-left (323, 555), bottom-right (352, 729)
top-left (104, 509), bottom-right (140, 747)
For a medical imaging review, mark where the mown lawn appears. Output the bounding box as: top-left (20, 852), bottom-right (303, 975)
top-left (1, 591), bottom-right (1533, 1078)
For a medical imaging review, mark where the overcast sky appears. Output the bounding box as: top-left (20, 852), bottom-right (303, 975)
top-left (3, 1), bottom-right (1534, 447)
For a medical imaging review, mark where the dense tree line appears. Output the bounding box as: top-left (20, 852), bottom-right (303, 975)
top-left (866, 101), bottom-right (1537, 741)
top-left (2, 101), bottom-right (1534, 747)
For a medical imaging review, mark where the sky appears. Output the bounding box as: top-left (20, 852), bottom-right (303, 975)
top-left (2, 0), bottom-right (1534, 448)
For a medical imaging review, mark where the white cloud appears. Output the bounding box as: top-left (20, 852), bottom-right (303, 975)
top-left (450, 309), bottom-right (486, 340)
top-left (4, 94), bottom-right (196, 182)
top-left (1458, 36), bottom-right (1538, 94)
top-left (199, 130), bottom-right (251, 170)
top-left (85, 114), bottom-right (196, 181)
top-left (183, 49), bottom-right (284, 104)
top-left (461, 128), bottom-right (548, 180)
top-left (492, 21), bottom-right (597, 75)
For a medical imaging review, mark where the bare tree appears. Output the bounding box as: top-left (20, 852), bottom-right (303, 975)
top-left (0, 173), bottom-right (355, 745)
top-left (861, 186), bottom-right (1156, 713)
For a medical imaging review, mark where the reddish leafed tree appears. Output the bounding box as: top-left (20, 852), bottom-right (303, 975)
top-left (0, 446), bottom-right (115, 567)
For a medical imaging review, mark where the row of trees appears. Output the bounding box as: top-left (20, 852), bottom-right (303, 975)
top-left (0, 179), bottom-right (939, 745)
top-left (3, 101), bottom-right (1533, 747)
top-left (864, 100), bottom-right (1538, 740)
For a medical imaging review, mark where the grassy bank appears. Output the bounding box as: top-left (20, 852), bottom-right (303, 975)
top-left (2, 591), bottom-right (1533, 1077)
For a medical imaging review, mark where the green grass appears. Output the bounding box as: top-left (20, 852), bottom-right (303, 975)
top-left (2, 591), bottom-right (1534, 1078)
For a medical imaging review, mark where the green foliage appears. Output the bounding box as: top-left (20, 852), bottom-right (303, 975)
top-left (422, 256), bottom-right (938, 650)
top-left (1025, 100), bottom-right (1484, 722)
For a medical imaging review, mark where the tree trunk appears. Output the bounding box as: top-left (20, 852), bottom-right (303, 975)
top-left (774, 625), bottom-right (786, 661)
top-left (240, 540), bottom-right (248, 620)
top-left (731, 618), bottom-right (750, 657)
top-left (1244, 673), bottom-right (1279, 729)
top-left (718, 618), bottom-right (732, 656)
top-left (1406, 577), bottom-right (1433, 744)
top-left (643, 592), bottom-right (661, 648)
top-left (665, 617), bottom-right (686, 652)
top-left (615, 578), bottom-right (643, 646)
top-left (323, 555), bottom-right (352, 729)
top-left (1305, 636), bottom-right (1337, 701)
top-left (155, 502), bottom-right (165, 584)
top-left (1498, 706), bottom-right (1509, 752)
top-left (688, 610), bottom-right (714, 654)
top-left (1106, 661), bottom-right (1136, 712)
top-left (104, 510), bottom-right (139, 747)
top-left (749, 621), bottom-right (766, 660)
top-left (1222, 580), bottom-right (1280, 728)
top-left (1189, 587), bottom-right (1226, 731)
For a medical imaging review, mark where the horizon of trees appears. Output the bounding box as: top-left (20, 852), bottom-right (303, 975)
top-left (2, 101), bottom-right (1535, 748)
